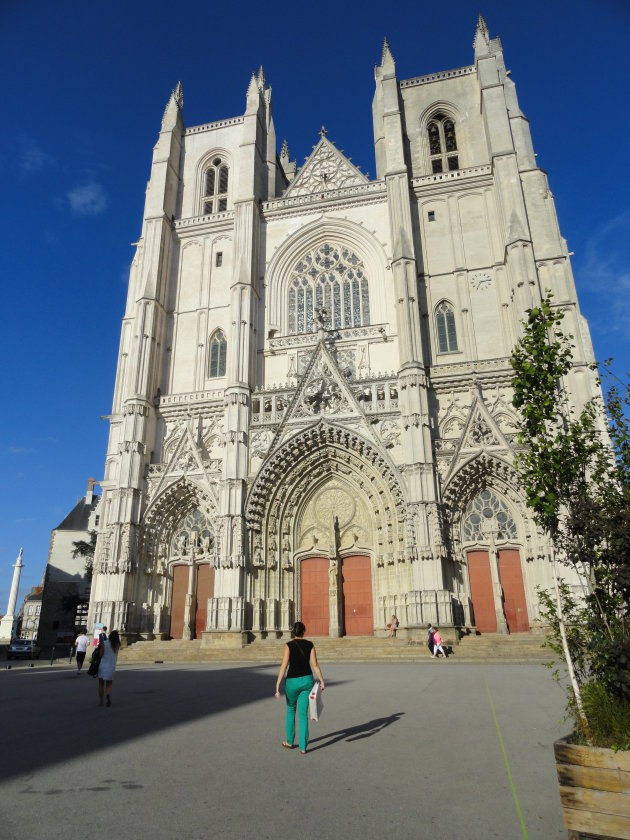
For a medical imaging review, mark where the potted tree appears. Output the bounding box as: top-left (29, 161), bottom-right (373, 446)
top-left (511, 296), bottom-right (630, 840)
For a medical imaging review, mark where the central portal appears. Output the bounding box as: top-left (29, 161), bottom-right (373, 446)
top-left (300, 554), bottom-right (374, 636)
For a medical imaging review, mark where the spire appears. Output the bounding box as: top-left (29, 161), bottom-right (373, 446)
top-left (280, 138), bottom-right (290, 165)
top-left (381, 36), bottom-right (395, 72)
top-left (473, 14), bottom-right (491, 56)
top-left (161, 81), bottom-right (184, 130)
top-left (257, 65), bottom-right (266, 91)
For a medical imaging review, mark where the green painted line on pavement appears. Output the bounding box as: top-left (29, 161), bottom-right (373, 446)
top-left (484, 671), bottom-right (529, 840)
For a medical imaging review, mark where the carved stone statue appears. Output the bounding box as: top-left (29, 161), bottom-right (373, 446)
top-left (328, 557), bottom-right (338, 587)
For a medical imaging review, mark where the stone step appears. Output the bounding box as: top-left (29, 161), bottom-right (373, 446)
top-left (118, 632), bottom-right (553, 664)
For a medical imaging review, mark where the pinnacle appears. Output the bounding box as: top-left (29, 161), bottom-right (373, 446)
top-left (473, 13), bottom-right (490, 49)
top-left (247, 72), bottom-right (259, 98)
top-left (381, 36), bottom-right (395, 67)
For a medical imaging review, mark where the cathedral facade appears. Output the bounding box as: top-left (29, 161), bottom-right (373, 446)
top-left (88, 18), bottom-right (596, 644)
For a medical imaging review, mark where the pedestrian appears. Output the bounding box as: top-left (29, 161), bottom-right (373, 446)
top-left (99, 626), bottom-right (108, 643)
top-left (427, 623), bottom-right (435, 655)
top-left (389, 614), bottom-right (399, 638)
top-left (432, 627), bottom-right (447, 659)
top-left (98, 629), bottom-right (121, 707)
top-left (275, 621), bottom-right (325, 754)
top-left (74, 629), bottom-right (89, 673)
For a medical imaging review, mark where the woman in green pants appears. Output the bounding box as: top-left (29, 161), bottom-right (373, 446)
top-left (275, 621), bottom-right (325, 754)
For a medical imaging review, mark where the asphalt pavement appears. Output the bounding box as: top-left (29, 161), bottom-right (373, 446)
top-left (0, 660), bottom-right (568, 840)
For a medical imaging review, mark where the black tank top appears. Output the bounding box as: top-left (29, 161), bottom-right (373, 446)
top-left (286, 639), bottom-right (314, 679)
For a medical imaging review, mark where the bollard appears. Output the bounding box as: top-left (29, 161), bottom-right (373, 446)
top-left (50, 645), bottom-right (55, 666)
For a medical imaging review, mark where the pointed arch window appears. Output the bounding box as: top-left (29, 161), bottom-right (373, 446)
top-left (427, 114), bottom-right (459, 174)
top-left (287, 243), bottom-right (370, 335)
top-left (462, 489), bottom-right (518, 543)
top-left (203, 157), bottom-right (229, 215)
top-left (208, 330), bottom-right (227, 377)
top-left (435, 301), bottom-right (459, 354)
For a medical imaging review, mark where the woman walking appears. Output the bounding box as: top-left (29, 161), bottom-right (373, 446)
top-left (98, 629), bottom-right (121, 707)
top-left (275, 622), bottom-right (325, 754)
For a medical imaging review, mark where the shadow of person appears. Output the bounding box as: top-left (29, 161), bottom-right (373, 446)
top-left (308, 712), bottom-right (404, 752)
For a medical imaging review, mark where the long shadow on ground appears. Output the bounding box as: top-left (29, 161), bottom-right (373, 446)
top-left (307, 712), bottom-right (405, 751)
top-left (0, 665), bottom-right (348, 782)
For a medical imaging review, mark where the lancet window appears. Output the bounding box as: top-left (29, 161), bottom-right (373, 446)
top-left (208, 330), bottom-right (227, 377)
top-left (202, 157), bottom-right (229, 214)
top-left (435, 301), bottom-right (459, 353)
top-left (427, 114), bottom-right (459, 174)
top-left (287, 243), bottom-right (370, 334)
top-left (462, 489), bottom-right (518, 543)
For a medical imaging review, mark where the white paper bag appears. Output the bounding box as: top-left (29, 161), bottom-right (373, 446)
top-left (309, 681), bottom-right (324, 722)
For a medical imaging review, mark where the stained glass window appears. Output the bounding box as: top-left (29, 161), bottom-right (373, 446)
top-left (286, 243), bottom-right (370, 334)
top-left (462, 489), bottom-right (518, 543)
top-left (172, 509), bottom-right (215, 555)
top-left (209, 330), bottom-right (227, 377)
top-left (427, 115), bottom-right (459, 175)
top-left (202, 157), bottom-right (229, 215)
top-left (436, 302), bottom-right (459, 353)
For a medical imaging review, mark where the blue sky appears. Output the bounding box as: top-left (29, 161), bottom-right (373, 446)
top-left (1, 0), bottom-right (629, 610)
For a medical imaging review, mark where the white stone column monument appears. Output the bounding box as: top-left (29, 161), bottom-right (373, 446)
top-left (0, 548), bottom-right (24, 642)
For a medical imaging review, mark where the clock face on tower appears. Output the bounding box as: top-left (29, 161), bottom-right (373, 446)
top-left (470, 272), bottom-right (492, 291)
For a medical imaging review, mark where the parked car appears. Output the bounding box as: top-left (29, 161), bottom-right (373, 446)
top-left (7, 639), bottom-right (41, 660)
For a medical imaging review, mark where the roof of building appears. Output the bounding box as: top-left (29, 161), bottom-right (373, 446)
top-left (55, 495), bottom-right (100, 531)
top-left (23, 586), bottom-right (43, 602)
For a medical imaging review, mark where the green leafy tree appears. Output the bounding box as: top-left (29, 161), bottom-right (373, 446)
top-left (72, 529), bottom-right (98, 584)
top-left (511, 296), bottom-right (630, 746)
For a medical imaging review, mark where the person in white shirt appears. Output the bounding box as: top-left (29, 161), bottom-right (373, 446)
top-left (74, 631), bottom-right (89, 673)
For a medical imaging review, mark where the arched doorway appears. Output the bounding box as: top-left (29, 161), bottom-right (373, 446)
top-left (463, 490), bottom-right (529, 634)
top-left (169, 563), bottom-right (215, 639)
top-left (167, 508), bottom-right (217, 639)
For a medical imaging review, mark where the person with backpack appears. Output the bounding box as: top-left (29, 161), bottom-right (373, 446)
top-left (427, 623), bottom-right (435, 656)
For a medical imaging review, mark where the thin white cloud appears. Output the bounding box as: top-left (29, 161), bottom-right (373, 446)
top-left (579, 210), bottom-right (630, 333)
top-left (18, 137), bottom-right (55, 173)
top-left (7, 446), bottom-right (33, 455)
top-left (67, 181), bottom-right (108, 216)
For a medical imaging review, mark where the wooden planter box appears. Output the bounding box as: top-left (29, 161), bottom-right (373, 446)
top-left (554, 737), bottom-right (630, 839)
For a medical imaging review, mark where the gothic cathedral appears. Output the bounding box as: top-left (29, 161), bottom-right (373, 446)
top-left (88, 18), bottom-right (596, 645)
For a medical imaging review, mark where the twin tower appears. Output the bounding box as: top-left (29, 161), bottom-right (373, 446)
top-left (88, 17), bottom-right (595, 645)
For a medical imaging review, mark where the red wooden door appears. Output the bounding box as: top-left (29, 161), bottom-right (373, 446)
top-left (195, 564), bottom-right (215, 639)
top-left (170, 564), bottom-right (188, 639)
top-left (498, 549), bottom-right (530, 633)
top-left (301, 557), bottom-right (330, 636)
top-left (342, 555), bottom-right (374, 636)
top-left (467, 551), bottom-right (497, 633)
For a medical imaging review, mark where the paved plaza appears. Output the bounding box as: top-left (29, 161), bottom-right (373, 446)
top-left (1, 660), bottom-right (568, 839)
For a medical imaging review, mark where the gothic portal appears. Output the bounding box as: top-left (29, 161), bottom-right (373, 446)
top-left (88, 17), bottom-right (595, 644)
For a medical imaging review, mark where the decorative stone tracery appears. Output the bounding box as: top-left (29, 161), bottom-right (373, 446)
top-left (245, 420), bottom-right (410, 577)
top-left (141, 476), bottom-right (220, 571)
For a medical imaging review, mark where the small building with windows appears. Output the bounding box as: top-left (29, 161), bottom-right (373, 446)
top-left (38, 480), bottom-right (100, 648)
top-left (16, 586), bottom-right (43, 641)
top-left (89, 17), bottom-right (596, 644)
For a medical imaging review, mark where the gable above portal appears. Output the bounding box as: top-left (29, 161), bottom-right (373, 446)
top-left (283, 134), bottom-right (369, 198)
